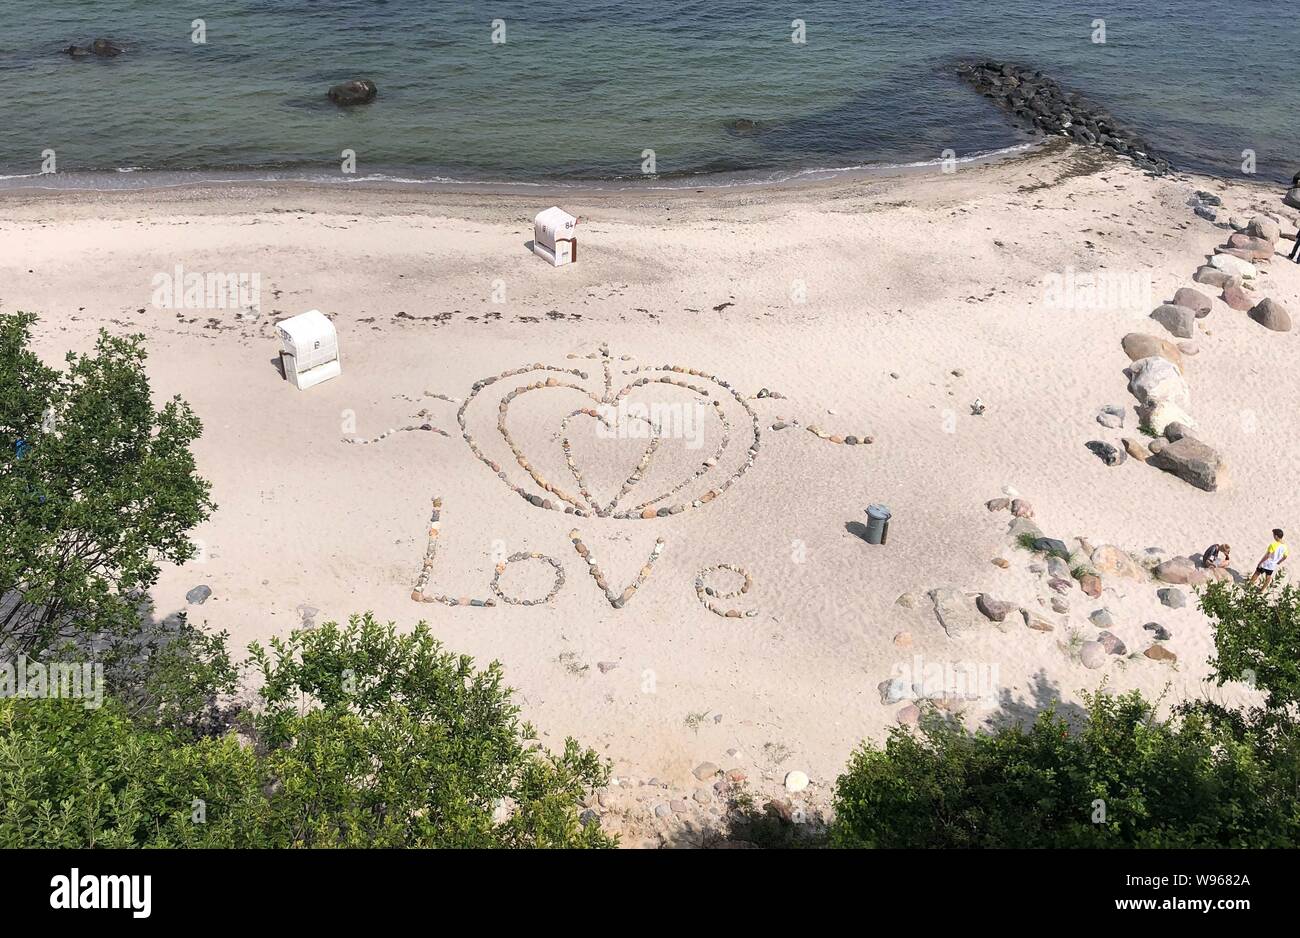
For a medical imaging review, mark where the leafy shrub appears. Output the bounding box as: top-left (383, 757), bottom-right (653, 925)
top-left (831, 581), bottom-right (1300, 847)
top-left (0, 312), bottom-right (213, 655)
top-left (0, 615), bottom-right (612, 848)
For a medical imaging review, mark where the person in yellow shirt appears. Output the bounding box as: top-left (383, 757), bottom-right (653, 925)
top-left (1247, 528), bottom-right (1289, 588)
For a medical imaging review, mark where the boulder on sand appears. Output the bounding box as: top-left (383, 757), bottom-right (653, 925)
top-left (1091, 544), bottom-right (1147, 579)
top-left (1148, 437), bottom-right (1225, 492)
top-left (1080, 641), bottom-right (1107, 669)
top-left (1209, 253), bottom-right (1257, 279)
top-left (1248, 297), bottom-right (1292, 332)
top-left (1121, 333), bottom-right (1183, 371)
top-left (1246, 216), bottom-right (1281, 243)
top-left (1153, 556), bottom-right (1206, 586)
top-left (1143, 400), bottom-right (1196, 438)
top-left (1172, 287), bottom-right (1212, 317)
top-left (929, 588), bottom-right (978, 638)
top-left (1226, 233), bottom-right (1276, 260)
top-left (1149, 304), bottom-right (1196, 339)
top-left (1222, 283), bottom-right (1254, 311)
top-left (1086, 440), bottom-right (1126, 466)
top-left (1193, 266), bottom-right (1238, 289)
top-left (328, 79), bottom-right (379, 105)
top-left (1122, 437), bottom-right (1150, 460)
top-left (976, 594), bottom-right (1016, 622)
top-left (1126, 356), bottom-right (1189, 408)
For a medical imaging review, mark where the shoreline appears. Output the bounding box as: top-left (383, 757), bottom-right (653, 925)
top-left (0, 140), bottom-right (1045, 197)
top-left (1, 139), bottom-right (1285, 213)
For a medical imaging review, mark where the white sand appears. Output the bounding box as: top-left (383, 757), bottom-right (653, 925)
top-left (4, 140), bottom-right (1299, 832)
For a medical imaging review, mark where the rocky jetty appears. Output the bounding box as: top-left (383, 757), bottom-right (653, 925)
top-left (957, 61), bottom-right (1172, 175)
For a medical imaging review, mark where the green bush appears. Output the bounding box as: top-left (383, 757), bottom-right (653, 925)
top-left (831, 582), bottom-right (1300, 847)
top-left (0, 615), bottom-right (613, 848)
top-left (831, 691), bottom-right (1295, 847)
top-left (0, 312), bottom-right (213, 656)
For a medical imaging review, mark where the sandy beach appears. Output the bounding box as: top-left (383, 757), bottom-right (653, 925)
top-left (4, 139), bottom-right (1298, 844)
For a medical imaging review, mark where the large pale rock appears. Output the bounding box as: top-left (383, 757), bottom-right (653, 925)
top-left (1008, 516), bottom-right (1043, 541)
top-left (1144, 400), bottom-right (1196, 437)
top-left (1091, 545), bottom-right (1147, 579)
top-left (1126, 356), bottom-right (1189, 408)
top-left (1149, 304), bottom-right (1196, 339)
top-left (930, 588), bottom-right (978, 638)
top-left (1154, 556), bottom-right (1202, 584)
top-left (1249, 297), bottom-right (1292, 332)
top-left (1080, 641), bottom-right (1107, 669)
top-left (1022, 609), bottom-right (1056, 632)
top-left (1148, 437), bottom-right (1225, 491)
top-left (1210, 253), bottom-right (1257, 279)
top-left (1172, 287), bottom-right (1212, 317)
top-left (1246, 216), bottom-right (1280, 243)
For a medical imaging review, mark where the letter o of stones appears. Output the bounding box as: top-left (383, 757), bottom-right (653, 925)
top-left (490, 552), bottom-right (566, 606)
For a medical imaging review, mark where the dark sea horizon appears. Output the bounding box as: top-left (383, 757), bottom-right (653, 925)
top-left (2, 0), bottom-right (1297, 189)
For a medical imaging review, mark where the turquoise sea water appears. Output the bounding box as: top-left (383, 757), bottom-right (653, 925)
top-left (1, 0), bottom-right (1296, 187)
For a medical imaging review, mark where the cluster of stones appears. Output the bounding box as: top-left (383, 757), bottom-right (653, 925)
top-left (957, 61), bottom-right (1172, 175)
top-left (455, 345), bottom-right (762, 519)
top-left (975, 495), bottom-right (1207, 666)
top-left (886, 495), bottom-right (1189, 712)
top-left (1102, 204), bottom-right (1297, 491)
top-left (343, 421), bottom-right (449, 445)
top-left (569, 529), bottom-right (664, 608)
top-left (1196, 212), bottom-right (1292, 332)
top-left (490, 552), bottom-right (566, 606)
top-left (768, 417), bottom-right (874, 445)
top-left (578, 758), bottom-right (829, 848)
top-left (409, 496), bottom-right (495, 607)
top-left (694, 564), bottom-right (758, 618)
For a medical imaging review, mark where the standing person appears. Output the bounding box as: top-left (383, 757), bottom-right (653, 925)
top-left (1247, 529), bottom-right (1289, 587)
top-left (1289, 234), bottom-right (1300, 263)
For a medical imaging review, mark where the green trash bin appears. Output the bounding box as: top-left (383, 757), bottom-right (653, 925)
top-left (864, 504), bottom-right (891, 545)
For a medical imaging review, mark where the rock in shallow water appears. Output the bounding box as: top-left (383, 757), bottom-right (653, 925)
top-left (328, 79), bottom-right (378, 105)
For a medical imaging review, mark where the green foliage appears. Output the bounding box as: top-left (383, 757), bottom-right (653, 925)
top-left (0, 696), bottom-right (267, 848)
top-left (246, 614), bottom-right (612, 847)
top-left (1200, 579), bottom-right (1300, 711)
top-left (97, 612), bottom-right (240, 739)
top-left (0, 313), bottom-right (214, 655)
top-left (0, 615), bottom-right (612, 848)
top-left (830, 691), bottom-right (1297, 847)
top-left (832, 584), bottom-right (1300, 848)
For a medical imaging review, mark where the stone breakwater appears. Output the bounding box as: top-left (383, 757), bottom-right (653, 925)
top-left (958, 61), bottom-right (1172, 176)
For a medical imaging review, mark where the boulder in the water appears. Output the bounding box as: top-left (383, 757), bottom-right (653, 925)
top-left (91, 38), bottom-right (124, 57)
top-left (724, 118), bottom-right (765, 136)
top-left (328, 79), bottom-right (378, 106)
